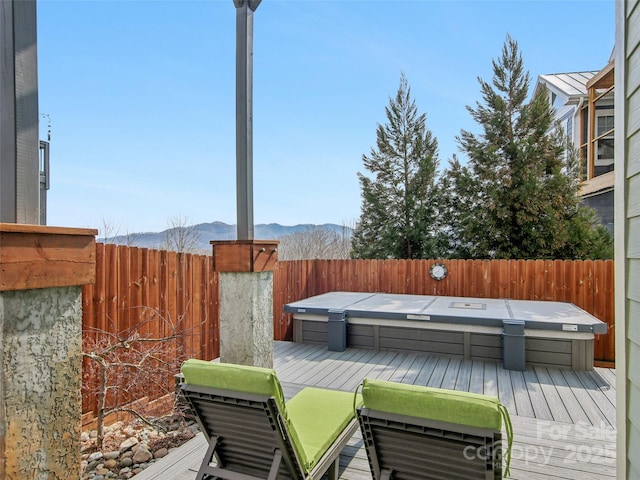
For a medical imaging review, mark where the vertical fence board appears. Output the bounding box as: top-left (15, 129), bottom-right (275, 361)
top-left (564, 260), bottom-right (575, 305)
top-left (584, 260), bottom-right (595, 312)
top-left (510, 260), bottom-right (520, 299)
top-left (533, 259), bottom-right (544, 300)
top-left (183, 253), bottom-right (194, 357)
top-left (130, 247), bottom-right (143, 329)
top-left (593, 260), bottom-right (605, 361)
top-left (603, 260), bottom-right (615, 362)
top-left (210, 259), bottom-right (220, 360)
top-left (117, 246), bottom-right (130, 334)
top-left (191, 255), bottom-right (202, 359)
top-left (554, 259), bottom-right (565, 302)
top-left (573, 260), bottom-right (586, 311)
top-left (543, 260), bottom-right (554, 301)
top-left (497, 260), bottom-right (509, 299)
top-left (104, 244), bottom-right (118, 344)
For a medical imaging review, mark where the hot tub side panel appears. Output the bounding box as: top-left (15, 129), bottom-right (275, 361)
top-left (293, 317), bottom-right (592, 370)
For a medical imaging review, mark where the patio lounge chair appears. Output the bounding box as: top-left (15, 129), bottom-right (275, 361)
top-left (357, 378), bottom-right (513, 480)
top-left (180, 359), bottom-right (362, 480)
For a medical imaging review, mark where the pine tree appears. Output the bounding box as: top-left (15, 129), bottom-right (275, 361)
top-left (437, 155), bottom-right (478, 258)
top-left (351, 74), bottom-right (440, 259)
top-left (454, 35), bottom-right (612, 259)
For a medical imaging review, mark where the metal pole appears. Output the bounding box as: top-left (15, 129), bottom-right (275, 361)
top-left (234, 0), bottom-right (260, 241)
top-left (0, 0), bottom-right (40, 224)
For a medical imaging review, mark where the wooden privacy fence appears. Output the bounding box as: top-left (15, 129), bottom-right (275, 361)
top-left (82, 248), bottom-right (614, 416)
top-left (82, 243), bottom-right (218, 416)
top-left (273, 259), bottom-right (615, 363)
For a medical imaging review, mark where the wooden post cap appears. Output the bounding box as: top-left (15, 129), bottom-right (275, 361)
top-left (211, 240), bottom-right (278, 272)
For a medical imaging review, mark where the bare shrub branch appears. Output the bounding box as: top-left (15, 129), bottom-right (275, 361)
top-left (82, 306), bottom-right (201, 449)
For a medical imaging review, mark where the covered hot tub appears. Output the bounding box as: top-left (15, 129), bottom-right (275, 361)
top-left (283, 292), bottom-right (608, 371)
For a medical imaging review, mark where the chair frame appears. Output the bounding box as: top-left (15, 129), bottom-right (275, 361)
top-left (181, 383), bottom-right (358, 480)
top-left (358, 407), bottom-right (503, 480)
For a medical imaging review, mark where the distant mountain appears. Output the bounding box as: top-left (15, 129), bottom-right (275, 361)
top-left (101, 221), bottom-right (350, 253)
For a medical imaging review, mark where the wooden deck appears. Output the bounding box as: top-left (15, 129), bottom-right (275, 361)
top-left (136, 341), bottom-right (616, 480)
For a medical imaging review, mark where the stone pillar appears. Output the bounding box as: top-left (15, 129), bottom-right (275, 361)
top-left (0, 224), bottom-right (96, 479)
top-left (211, 240), bottom-right (278, 368)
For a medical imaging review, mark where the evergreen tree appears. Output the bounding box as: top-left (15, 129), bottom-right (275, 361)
top-left (454, 35), bottom-right (612, 259)
top-left (437, 155), bottom-right (478, 258)
top-left (351, 74), bottom-right (440, 259)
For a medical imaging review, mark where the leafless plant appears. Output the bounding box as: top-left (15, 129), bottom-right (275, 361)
top-left (98, 217), bottom-right (121, 244)
top-left (162, 215), bottom-right (201, 253)
top-left (278, 225), bottom-right (352, 260)
top-left (83, 307), bottom-right (191, 449)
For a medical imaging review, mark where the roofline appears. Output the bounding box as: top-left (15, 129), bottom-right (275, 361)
top-left (534, 78), bottom-right (585, 104)
top-left (586, 60), bottom-right (614, 89)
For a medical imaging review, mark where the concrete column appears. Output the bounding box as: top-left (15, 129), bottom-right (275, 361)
top-left (211, 240), bottom-right (278, 368)
top-left (219, 271), bottom-right (273, 367)
top-left (0, 287), bottom-right (83, 479)
top-left (0, 224), bottom-right (96, 479)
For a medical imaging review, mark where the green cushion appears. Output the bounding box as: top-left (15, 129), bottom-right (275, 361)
top-left (361, 378), bottom-right (502, 431)
top-left (180, 359), bottom-right (287, 414)
top-left (286, 387), bottom-right (362, 472)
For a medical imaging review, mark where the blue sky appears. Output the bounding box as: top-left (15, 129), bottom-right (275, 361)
top-left (37, 0), bottom-right (615, 235)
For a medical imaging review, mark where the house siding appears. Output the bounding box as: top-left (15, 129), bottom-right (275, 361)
top-left (623, 0), bottom-right (640, 478)
top-left (629, 130), bottom-right (640, 176)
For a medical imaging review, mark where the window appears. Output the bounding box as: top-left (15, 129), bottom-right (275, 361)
top-left (595, 113), bottom-right (614, 175)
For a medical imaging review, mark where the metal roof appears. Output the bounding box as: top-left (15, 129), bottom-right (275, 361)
top-left (537, 71), bottom-right (598, 97)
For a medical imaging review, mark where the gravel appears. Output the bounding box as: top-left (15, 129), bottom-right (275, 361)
top-left (81, 414), bottom-right (199, 480)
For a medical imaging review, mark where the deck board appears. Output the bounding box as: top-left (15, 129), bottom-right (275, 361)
top-left (577, 371), bottom-right (617, 427)
top-left (522, 368), bottom-right (554, 421)
top-left (395, 352), bottom-right (427, 384)
top-left (512, 370), bottom-right (536, 417)
top-left (483, 360), bottom-right (499, 397)
top-left (426, 355), bottom-right (450, 387)
top-left (440, 356), bottom-right (462, 390)
top-left (454, 359), bottom-right (473, 391)
top-left (547, 369), bottom-right (592, 425)
top-left (561, 369), bottom-right (615, 428)
top-left (469, 360), bottom-right (485, 394)
top-left (136, 341), bottom-right (616, 480)
top-left (413, 353), bottom-right (439, 386)
top-left (532, 367), bottom-right (573, 423)
top-left (497, 363), bottom-right (517, 412)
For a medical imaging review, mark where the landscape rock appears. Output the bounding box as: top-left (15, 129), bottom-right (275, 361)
top-left (81, 413), bottom-right (198, 479)
top-left (132, 444), bottom-right (153, 464)
top-left (153, 447), bottom-right (168, 459)
top-left (88, 452), bottom-right (103, 463)
top-left (104, 451), bottom-right (120, 461)
top-left (119, 437), bottom-right (138, 453)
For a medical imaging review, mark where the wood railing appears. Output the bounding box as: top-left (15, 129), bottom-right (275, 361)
top-left (82, 248), bottom-right (614, 416)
